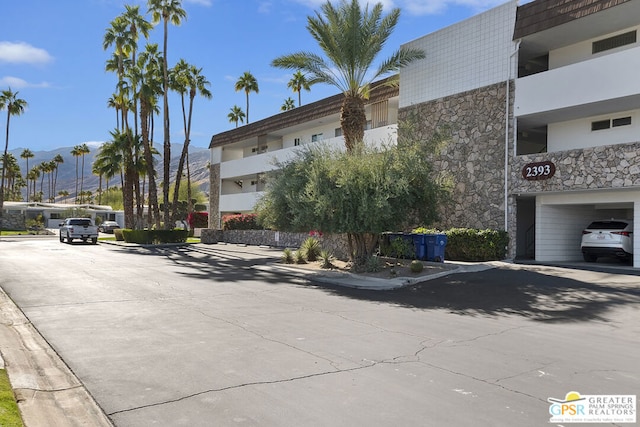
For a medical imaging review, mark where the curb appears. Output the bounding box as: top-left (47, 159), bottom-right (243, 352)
top-left (0, 288), bottom-right (113, 427)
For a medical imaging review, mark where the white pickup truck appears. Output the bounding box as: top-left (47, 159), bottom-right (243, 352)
top-left (59, 218), bottom-right (99, 244)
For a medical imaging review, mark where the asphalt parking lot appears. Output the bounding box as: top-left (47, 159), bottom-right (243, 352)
top-left (0, 238), bottom-right (638, 426)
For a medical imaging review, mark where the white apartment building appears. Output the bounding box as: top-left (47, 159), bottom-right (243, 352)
top-left (210, 0), bottom-right (640, 267)
top-left (208, 79), bottom-right (398, 227)
top-left (511, 0), bottom-right (640, 266)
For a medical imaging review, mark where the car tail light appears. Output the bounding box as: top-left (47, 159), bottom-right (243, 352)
top-left (582, 230), bottom-right (592, 235)
top-left (612, 231), bottom-right (631, 237)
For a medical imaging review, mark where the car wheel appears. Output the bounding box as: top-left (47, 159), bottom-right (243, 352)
top-left (59, 233), bottom-right (64, 243)
top-left (91, 237), bottom-right (98, 244)
top-left (66, 233), bottom-right (73, 244)
top-left (583, 253), bottom-right (597, 262)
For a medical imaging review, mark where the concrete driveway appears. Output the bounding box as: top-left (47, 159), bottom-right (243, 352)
top-left (0, 238), bottom-right (638, 426)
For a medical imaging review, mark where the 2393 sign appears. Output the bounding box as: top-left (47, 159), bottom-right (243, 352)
top-left (522, 161), bottom-right (555, 181)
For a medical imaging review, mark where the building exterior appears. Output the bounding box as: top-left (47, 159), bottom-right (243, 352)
top-left (209, 0), bottom-right (640, 267)
top-left (510, 0), bottom-right (640, 267)
top-left (0, 201), bottom-right (123, 229)
top-left (208, 78), bottom-right (399, 228)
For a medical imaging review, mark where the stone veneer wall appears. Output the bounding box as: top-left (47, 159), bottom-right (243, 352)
top-left (209, 163), bottom-right (220, 229)
top-left (0, 210), bottom-right (26, 230)
top-left (511, 141), bottom-right (640, 193)
top-left (201, 229), bottom-right (351, 260)
top-left (398, 81), bottom-right (513, 235)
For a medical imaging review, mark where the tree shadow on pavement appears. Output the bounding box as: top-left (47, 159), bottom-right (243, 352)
top-left (310, 267), bottom-right (640, 323)
top-left (114, 244), bottom-right (298, 286)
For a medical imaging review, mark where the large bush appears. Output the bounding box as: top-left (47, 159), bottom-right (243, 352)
top-left (442, 228), bottom-right (508, 261)
top-left (256, 139), bottom-right (448, 265)
top-left (222, 213), bottom-right (263, 230)
top-left (121, 229), bottom-right (189, 244)
top-left (187, 212), bottom-right (208, 228)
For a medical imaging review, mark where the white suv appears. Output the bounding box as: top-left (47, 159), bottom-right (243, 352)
top-left (581, 219), bottom-right (633, 263)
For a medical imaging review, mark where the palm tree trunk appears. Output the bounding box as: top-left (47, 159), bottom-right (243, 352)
top-left (0, 111), bottom-right (11, 209)
top-left (340, 95), bottom-right (366, 153)
top-left (162, 18), bottom-right (171, 229)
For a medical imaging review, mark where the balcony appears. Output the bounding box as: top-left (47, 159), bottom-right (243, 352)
top-left (515, 46), bottom-right (640, 124)
top-left (219, 124), bottom-right (397, 180)
top-left (220, 192), bottom-right (265, 213)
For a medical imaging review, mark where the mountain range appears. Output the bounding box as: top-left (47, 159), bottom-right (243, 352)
top-left (8, 144), bottom-right (211, 203)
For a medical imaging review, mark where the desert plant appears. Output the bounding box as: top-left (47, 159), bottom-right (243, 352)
top-left (281, 248), bottom-right (294, 264)
top-left (365, 255), bottom-right (381, 273)
top-left (389, 236), bottom-right (414, 260)
top-left (300, 237), bottom-right (322, 261)
top-left (319, 250), bottom-right (334, 269)
top-left (294, 250), bottom-right (307, 264)
top-left (410, 259), bottom-right (424, 273)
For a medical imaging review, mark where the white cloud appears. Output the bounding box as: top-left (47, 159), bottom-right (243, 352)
top-left (184, 0), bottom-right (212, 6)
top-left (287, 0), bottom-right (506, 16)
top-left (0, 76), bottom-right (50, 89)
top-left (258, 2), bottom-right (274, 14)
top-left (0, 41), bottom-right (53, 65)
top-left (84, 141), bottom-right (106, 149)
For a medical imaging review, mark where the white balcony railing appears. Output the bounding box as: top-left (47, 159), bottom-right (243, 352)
top-left (515, 46), bottom-right (640, 120)
top-left (219, 124), bottom-right (397, 180)
top-left (220, 192), bottom-right (265, 213)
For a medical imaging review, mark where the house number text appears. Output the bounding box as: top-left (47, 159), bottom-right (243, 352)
top-left (522, 161), bottom-right (555, 181)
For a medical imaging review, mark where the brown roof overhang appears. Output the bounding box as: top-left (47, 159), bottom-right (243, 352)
top-left (209, 77), bottom-right (399, 148)
top-left (513, 0), bottom-right (631, 40)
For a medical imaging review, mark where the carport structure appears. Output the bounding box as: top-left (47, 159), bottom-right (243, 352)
top-left (516, 190), bottom-right (639, 268)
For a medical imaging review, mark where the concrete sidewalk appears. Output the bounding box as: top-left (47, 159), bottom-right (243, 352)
top-left (0, 287), bottom-right (113, 427)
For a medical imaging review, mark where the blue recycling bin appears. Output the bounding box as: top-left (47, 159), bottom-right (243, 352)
top-left (411, 234), bottom-right (427, 261)
top-left (424, 234), bottom-right (447, 262)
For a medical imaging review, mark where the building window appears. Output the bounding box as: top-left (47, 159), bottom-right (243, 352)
top-left (612, 116), bottom-right (632, 127)
top-left (592, 30), bottom-right (637, 54)
top-left (592, 116), bottom-right (632, 131)
top-left (334, 128), bottom-right (342, 137)
top-left (311, 133), bottom-right (323, 142)
top-left (591, 120), bottom-right (610, 131)
top-left (294, 138), bottom-right (301, 146)
top-left (50, 213), bottom-right (61, 219)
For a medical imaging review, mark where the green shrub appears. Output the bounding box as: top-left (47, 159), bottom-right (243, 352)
top-left (281, 248), bottom-right (294, 264)
top-left (410, 260), bottom-right (424, 273)
top-left (319, 250), bottom-right (334, 269)
top-left (294, 250), bottom-right (307, 264)
top-left (365, 256), bottom-right (381, 273)
top-left (444, 228), bottom-right (508, 261)
top-left (222, 213), bottom-right (263, 230)
top-left (300, 237), bottom-right (322, 262)
top-left (122, 229), bottom-right (189, 244)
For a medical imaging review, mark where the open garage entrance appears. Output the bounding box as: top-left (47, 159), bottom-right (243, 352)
top-left (515, 191), bottom-right (640, 268)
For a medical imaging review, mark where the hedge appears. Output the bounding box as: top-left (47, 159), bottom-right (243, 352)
top-left (440, 228), bottom-right (509, 261)
top-left (408, 227), bottom-right (509, 261)
top-left (222, 213), bottom-right (263, 230)
top-left (121, 229), bottom-right (189, 244)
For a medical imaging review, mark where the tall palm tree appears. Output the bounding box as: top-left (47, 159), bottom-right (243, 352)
top-left (27, 167), bottom-right (40, 202)
top-left (134, 42), bottom-right (163, 228)
top-left (119, 5), bottom-right (153, 136)
top-left (169, 59), bottom-right (212, 220)
top-left (148, 0), bottom-right (187, 229)
top-left (235, 71), bottom-right (258, 124)
top-left (287, 70), bottom-right (312, 107)
top-left (0, 88), bottom-right (28, 209)
top-left (79, 143), bottom-right (90, 204)
top-left (70, 145), bottom-right (83, 203)
top-left (271, 0), bottom-right (424, 152)
top-left (228, 105), bottom-right (245, 128)
top-left (281, 97), bottom-right (295, 112)
top-left (20, 148), bottom-right (34, 201)
top-left (104, 16), bottom-right (137, 226)
top-left (52, 154), bottom-right (64, 200)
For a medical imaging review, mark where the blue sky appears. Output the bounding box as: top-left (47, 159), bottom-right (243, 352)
top-left (0, 0), bottom-right (507, 153)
